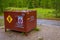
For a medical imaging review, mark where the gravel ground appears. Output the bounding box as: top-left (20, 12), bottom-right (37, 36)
top-left (0, 25), bottom-right (60, 40)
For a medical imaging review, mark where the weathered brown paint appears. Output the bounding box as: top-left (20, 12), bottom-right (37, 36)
top-left (4, 10), bottom-right (37, 35)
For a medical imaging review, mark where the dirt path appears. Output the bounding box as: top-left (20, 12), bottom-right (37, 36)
top-left (0, 25), bottom-right (60, 40)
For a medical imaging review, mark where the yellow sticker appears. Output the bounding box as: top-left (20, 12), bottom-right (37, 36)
top-left (7, 15), bottom-right (13, 23)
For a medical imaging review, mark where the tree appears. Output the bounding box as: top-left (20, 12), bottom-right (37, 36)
top-left (55, 0), bottom-right (60, 18)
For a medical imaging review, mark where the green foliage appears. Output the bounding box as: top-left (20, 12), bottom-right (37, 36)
top-left (0, 0), bottom-right (60, 18)
top-left (0, 13), bottom-right (3, 16)
top-left (0, 19), bottom-right (4, 26)
top-left (28, 0), bottom-right (34, 8)
top-left (5, 7), bottom-right (28, 11)
top-left (36, 8), bottom-right (55, 18)
top-left (34, 27), bottom-right (40, 31)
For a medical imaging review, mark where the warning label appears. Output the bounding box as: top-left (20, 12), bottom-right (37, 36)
top-left (7, 15), bottom-right (13, 23)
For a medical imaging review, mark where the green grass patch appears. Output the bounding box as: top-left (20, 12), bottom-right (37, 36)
top-left (0, 19), bottom-right (4, 26)
top-left (0, 13), bottom-right (4, 16)
top-left (5, 7), bottom-right (56, 19)
top-left (5, 7), bottom-right (28, 11)
top-left (34, 27), bottom-right (40, 31)
top-left (35, 8), bottom-right (55, 19)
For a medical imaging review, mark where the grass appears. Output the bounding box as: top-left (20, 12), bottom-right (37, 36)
top-left (35, 8), bottom-right (55, 19)
top-left (5, 7), bottom-right (28, 11)
top-left (0, 7), bottom-right (57, 19)
top-left (0, 19), bottom-right (4, 26)
top-left (0, 13), bottom-right (4, 16)
top-left (34, 27), bottom-right (40, 31)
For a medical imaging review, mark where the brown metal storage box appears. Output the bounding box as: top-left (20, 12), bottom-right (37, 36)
top-left (4, 10), bottom-right (37, 35)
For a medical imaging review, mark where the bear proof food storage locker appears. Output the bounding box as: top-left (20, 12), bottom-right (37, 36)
top-left (4, 10), bottom-right (37, 35)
